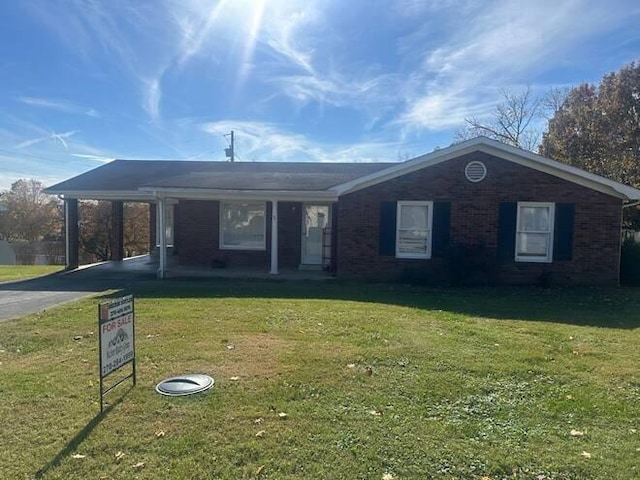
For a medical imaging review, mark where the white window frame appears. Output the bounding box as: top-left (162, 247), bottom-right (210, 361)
top-left (219, 201), bottom-right (266, 251)
top-left (515, 202), bottom-right (555, 263)
top-left (396, 201), bottom-right (433, 259)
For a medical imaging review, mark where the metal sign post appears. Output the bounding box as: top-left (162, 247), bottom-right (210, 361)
top-left (98, 294), bottom-right (136, 413)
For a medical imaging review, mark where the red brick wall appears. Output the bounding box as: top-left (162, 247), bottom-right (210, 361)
top-left (176, 200), bottom-right (303, 270)
top-left (336, 152), bottom-right (623, 285)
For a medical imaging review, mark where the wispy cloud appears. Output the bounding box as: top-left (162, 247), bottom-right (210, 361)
top-left (394, 0), bottom-right (640, 134)
top-left (200, 120), bottom-right (403, 163)
top-left (17, 96), bottom-right (100, 117)
top-left (69, 153), bottom-right (114, 163)
top-left (14, 130), bottom-right (79, 150)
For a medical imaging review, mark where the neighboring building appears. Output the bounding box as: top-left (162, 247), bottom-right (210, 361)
top-left (45, 137), bottom-right (640, 285)
top-left (0, 240), bottom-right (17, 265)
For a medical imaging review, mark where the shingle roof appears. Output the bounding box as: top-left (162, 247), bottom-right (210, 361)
top-left (46, 160), bottom-right (395, 193)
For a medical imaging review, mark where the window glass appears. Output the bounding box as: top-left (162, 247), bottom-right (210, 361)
top-left (220, 202), bottom-right (265, 250)
top-left (520, 206), bottom-right (550, 231)
top-left (396, 202), bottom-right (432, 258)
top-left (516, 203), bottom-right (554, 262)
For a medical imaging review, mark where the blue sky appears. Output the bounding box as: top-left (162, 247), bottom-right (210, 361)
top-left (1, 0), bottom-right (639, 191)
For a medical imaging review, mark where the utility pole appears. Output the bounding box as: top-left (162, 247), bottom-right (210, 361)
top-left (224, 130), bottom-right (235, 162)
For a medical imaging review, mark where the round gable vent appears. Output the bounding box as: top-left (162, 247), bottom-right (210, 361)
top-left (465, 161), bottom-right (487, 182)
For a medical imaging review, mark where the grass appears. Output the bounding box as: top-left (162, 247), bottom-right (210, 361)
top-left (1, 279), bottom-right (639, 479)
top-left (0, 265), bottom-right (62, 282)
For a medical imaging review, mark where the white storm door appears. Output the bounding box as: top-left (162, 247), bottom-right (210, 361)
top-left (301, 204), bottom-right (330, 265)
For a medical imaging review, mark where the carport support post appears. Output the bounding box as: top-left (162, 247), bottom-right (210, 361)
top-left (64, 198), bottom-right (79, 270)
top-left (157, 197), bottom-right (167, 279)
top-left (270, 200), bottom-right (278, 275)
top-left (110, 200), bottom-right (124, 261)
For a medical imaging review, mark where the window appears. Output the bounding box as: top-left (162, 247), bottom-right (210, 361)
top-left (220, 201), bottom-right (266, 250)
top-left (516, 202), bottom-right (554, 262)
top-left (396, 201), bottom-right (433, 259)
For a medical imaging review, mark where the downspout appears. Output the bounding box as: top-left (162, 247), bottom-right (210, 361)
top-left (270, 199), bottom-right (279, 274)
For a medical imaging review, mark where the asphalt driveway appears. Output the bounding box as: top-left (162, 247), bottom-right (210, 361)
top-left (0, 265), bottom-right (155, 322)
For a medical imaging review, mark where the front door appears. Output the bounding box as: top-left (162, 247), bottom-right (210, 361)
top-left (301, 204), bottom-right (330, 265)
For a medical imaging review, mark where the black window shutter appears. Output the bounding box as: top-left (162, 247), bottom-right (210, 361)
top-left (553, 203), bottom-right (574, 261)
top-left (432, 202), bottom-right (451, 257)
top-left (497, 202), bottom-right (517, 261)
top-left (379, 201), bottom-right (397, 256)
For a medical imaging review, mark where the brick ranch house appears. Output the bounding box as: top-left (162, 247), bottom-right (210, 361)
top-left (46, 137), bottom-right (640, 285)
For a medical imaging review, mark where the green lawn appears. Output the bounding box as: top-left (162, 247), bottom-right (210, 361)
top-left (1, 280), bottom-right (639, 479)
top-left (0, 265), bottom-right (62, 282)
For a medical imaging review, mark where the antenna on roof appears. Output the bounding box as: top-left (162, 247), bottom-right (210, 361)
top-left (224, 131), bottom-right (235, 162)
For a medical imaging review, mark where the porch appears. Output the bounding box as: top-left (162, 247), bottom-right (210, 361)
top-left (65, 254), bottom-right (335, 281)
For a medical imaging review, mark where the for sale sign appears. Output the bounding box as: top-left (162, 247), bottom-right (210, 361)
top-left (99, 295), bottom-right (135, 378)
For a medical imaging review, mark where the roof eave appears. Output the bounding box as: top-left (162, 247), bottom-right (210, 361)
top-left (139, 186), bottom-right (338, 202)
top-left (43, 189), bottom-right (157, 201)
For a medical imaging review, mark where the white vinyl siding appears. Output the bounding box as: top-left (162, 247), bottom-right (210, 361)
top-left (396, 201), bottom-right (433, 259)
top-left (220, 201), bottom-right (266, 250)
top-left (516, 202), bottom-right (554, 262)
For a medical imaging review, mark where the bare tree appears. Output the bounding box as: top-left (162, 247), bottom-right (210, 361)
top-left (456, 86), bottom-right (542, 151)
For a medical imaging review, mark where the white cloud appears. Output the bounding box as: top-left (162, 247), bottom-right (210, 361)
top-left (394, 0), bottom-right (640, 134)
top-left (69, 154), bottom-right (115, 163)
top-left (17, 97), bottom-right (100, 117)
top-left (200, 120), bottom-right (403, 163)
top-left (143, 77), bottom-right (162, 123)
top-left (14, 130), bottom-right (79, 150)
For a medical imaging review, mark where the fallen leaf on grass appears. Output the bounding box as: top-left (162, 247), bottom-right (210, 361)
top-left (134, 461), bottom-right (145, 469)
top-left (254, 417), bottom-right (264, 424)
top-left (630, 428), bottom-right (637, 434)
top-left (256, 430), bottom-right (266, 438)
top-left (226, 344), bottom-right (235, 350)
top-left (368, 409), bottom-right (383, 416)
top-left (581, 451), bottom-right (591, 459)
top-left (255, 465), bottom-right (265, 476)
top-left (382, 473), bottom-right (395, 480)
top-left (155, 430), bottom-right (165, 438)
top-left (346, 364), bottom-right (356, 369)
top-left (278, 412), bottom-right (288, 419)
top-left (115, 451), bottom-right (125, 461)
top-left (566, 395), bottom-right (573, 400)
top-left (230, 376), bottom-right (240, 381)
top-left (71, 454), bottom-right (86, 459)
top-left (572, 350), bottom-right (579, 356)
top-left (570, 429), bottom-right (584, 437)
top-left (73, 335), bottom-right (83, 341)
